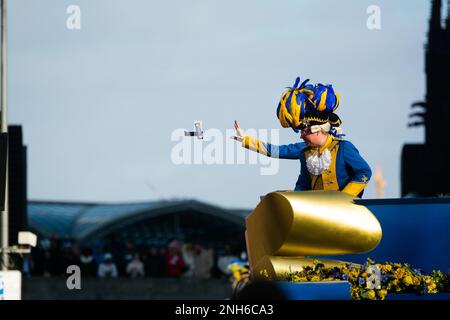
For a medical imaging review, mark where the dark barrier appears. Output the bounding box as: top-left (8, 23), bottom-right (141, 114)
top-left (22, 277), bottom-right (233, 300)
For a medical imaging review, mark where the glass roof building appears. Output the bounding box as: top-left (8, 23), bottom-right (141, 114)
top-left (28, 199), bottom-right (250, 249)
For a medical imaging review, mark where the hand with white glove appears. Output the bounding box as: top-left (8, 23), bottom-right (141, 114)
top-left (231, 120), bottom-right (244, 142)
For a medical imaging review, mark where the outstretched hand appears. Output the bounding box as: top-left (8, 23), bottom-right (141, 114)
top-left (231, 120), bottom-right (244, 142)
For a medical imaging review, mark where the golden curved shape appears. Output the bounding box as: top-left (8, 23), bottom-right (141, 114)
top-left (245, 191), bottom-right (382, 271)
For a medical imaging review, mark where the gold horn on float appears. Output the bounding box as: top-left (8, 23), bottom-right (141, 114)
top-left (245, 190), bottom-right (382, 280)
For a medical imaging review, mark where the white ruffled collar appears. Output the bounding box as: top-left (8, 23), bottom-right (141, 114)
top-left (306, 148), bottom-right (332, 175)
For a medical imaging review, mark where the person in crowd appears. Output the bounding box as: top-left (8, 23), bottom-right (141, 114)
top-left (193, 244), bottom-right (214, 278)
top-left (120, 240), bottom-right (136, 276)
top-left (79, 247), bottom-right (98, 277)
top-left (106, 236), bottom-right (126, 276)
top-left (48, 234), bottom-right (62, 275)
top-left (60, 243), bottom-right (79, 271)
top-left (41, 250), bottom-right (53, 277)
top-left (165, 240), bottom-right (186, 278)
top-left (126, 253), bottom-right (145, 278)
top-left (93, 246), bottom-right (105, 266)
top-left (181, 244), bottom-right (196, 277)
top-left (98, 253), bottom-right (118, 278)
top-left (157, 247), bottom-right (167, 277)
top-left (143, 246), bottom-right (164, 277)
top-left (22, 254), bottom-right (34, 277)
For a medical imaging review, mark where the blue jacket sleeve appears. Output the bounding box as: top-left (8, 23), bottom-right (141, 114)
top-left (295, 149), bottom-right (310, 190)
top-left (341, 141), bottom-right (372, 196)
top-left (268, 143), bottom-right (305, 159)
top-left (242, 136), bottom-right (304, 159)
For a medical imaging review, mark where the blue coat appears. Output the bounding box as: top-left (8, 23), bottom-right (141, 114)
top-left (242, 136), bottom-right (372, 197)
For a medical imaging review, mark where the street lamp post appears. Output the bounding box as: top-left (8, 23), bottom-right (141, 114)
top-left (0, 0), bottom-right (9, 271)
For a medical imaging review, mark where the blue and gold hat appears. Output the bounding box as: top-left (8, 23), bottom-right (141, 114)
top-left (311, 83), bottom-right (340, 113)
top-left (276, 76), bottom-right (342, 134)
top-left (276, 77), bottom-right (315, 133)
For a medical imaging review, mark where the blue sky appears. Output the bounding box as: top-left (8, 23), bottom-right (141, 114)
top-left (8, 0), bottom-right (433, 208)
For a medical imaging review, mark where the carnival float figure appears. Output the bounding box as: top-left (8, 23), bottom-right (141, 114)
top-left (230, 77), bottom-right (382, 286)
top-left (232, 76), bottom-right (372, 198)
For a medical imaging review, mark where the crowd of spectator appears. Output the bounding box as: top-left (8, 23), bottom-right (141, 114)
top-left (21, 236), bottom-right (246, 279)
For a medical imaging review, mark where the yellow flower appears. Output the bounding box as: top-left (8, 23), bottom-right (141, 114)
top-left (311, 275), bottom-right (321, 282)
top-left (367, 290), bottom-right (376, 300)
top-left (394, 268), bottom-right (406, 279)
top-left (292, 275), bottom-right (308, 282)
top-left (383, 265), bottom-right (392, 273)
top-left (428, 286), bottom-right (437, 294)
top-left (425, 278), bottom-right (437, 294)
top-left (402, 275), bottom-right (413, 286)
top-left (280, 261), bottom-right (449, 297)
top-left (390, 279), bottom-right (401, 292)
top-left (377, 289), bottom-right (388, 300)
top-left (350, 287), bottom-right (361, 300)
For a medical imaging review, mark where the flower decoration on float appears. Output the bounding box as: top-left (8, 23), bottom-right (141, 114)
top-left (229, 258), bottom-right (450, 300)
